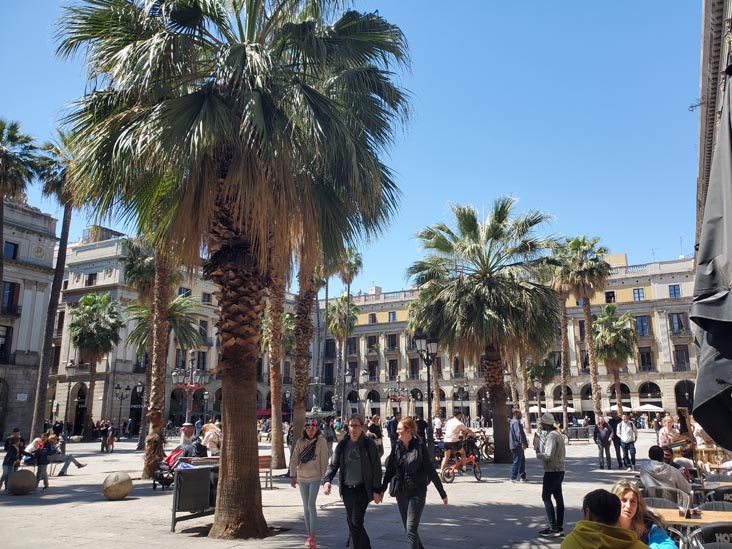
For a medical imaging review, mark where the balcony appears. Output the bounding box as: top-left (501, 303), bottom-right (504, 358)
top-left (323, 376), bottom-right (334, 385)
top-left (407, 373), bottom-right (420, 381)
top-left (0, 304), bottom-right (22, 317)
top-left (673, 362), bottom-right (691, 372)
top-left (637, 365), bottom-right (657, 373)
top-left (368, 374), bottom-right (380, 383)
top-left (669, 329), bottom-right (691, 340)
top-left (452, 372), bottom-right (465, 379)
top-left (387, 374), bottom-right (399, 382)
top-left (200, 336), bottom-right (215, 347)
top-left (385, 346), bottom-right (399, 354)
top-left (133, 361), bottom-right (146, 374)
top-left (367, 346), bottom-right (379, 355)
top-left (637, 331), bottom-right (654, 341)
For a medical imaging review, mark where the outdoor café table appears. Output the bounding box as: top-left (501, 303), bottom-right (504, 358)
top-left (650, 507), bottom-right (732, 527)
top-left (690, 481), bottom-right (720, 503)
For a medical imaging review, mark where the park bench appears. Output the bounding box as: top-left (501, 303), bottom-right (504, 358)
top-left (170, 465), bottom-right (217, 532)
top-left (566, 426), bottom-right (592, 443)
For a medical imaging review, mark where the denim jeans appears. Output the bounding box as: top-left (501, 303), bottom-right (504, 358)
top-left (612, 438), bottom-right (623, 468)
top-left (50, 453), bottom-right (81, 475)
top-left (1, 464), bottom-right (13, 490)
top-left (542, 471), bottom-right (565, 529)
top-left (342, 484), bottom-right (371, 549)
top-left (597, 444), bottom-right (612, 469)
top-left (396, 492), bottom-right (426, 549)
top-left (36, 464), bottom-right (49, 488)
top-left (621, 441), bottom-right (636, 467)
top-left (511, 447), bottom-right (526, 480)
top-left (298, 480), bottom-right (320, 533)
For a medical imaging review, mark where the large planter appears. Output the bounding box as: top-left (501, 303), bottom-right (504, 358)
top-left (102, 472), bottom-right (133, 501)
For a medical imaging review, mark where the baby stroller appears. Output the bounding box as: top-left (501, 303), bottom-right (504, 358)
top-left (152, 449), bottom-right (183, 490)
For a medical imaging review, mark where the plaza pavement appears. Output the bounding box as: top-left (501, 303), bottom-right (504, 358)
top-left (0, 429), bottom-right (658, 549)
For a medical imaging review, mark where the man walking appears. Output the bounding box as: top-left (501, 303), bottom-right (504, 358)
top-left (509, 410), bottom-right (528, 482)
top-left (323, 414), bottom-right (382, 549)
top-left (607, 410), bottom-right (623, 470)
top-left (386, 412), bottom-right (401, 450)
top-left (536, 413), bottom-right (566, 538)
top-left (593, 416), bottom-right (613, 470)
top-left (616, 413), bottom-right (638, 471)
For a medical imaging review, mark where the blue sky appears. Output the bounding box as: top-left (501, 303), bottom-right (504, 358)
top-left (1, 1), bottom-right (701, 295)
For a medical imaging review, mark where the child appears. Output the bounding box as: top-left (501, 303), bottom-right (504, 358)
top-left (2, 436), bottom-right (31, 492)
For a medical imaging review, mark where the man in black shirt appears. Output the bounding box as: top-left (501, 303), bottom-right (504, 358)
top-left (607, 410), bottom-right (623, 470)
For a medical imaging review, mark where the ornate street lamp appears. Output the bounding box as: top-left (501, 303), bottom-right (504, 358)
top-left (171, 350), bottom-right (210, 423)
top-left (203, 390), bottom-right (210, 424)
top-left (414, 330), bottom-right (439, 460)
top-left (534, 379), bottom-right (543, 417)
top-left (113, 383), bottom-right (131, 433)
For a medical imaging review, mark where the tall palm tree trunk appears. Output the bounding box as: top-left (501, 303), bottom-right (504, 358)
top-left (31, 202), bottom-right (72, 439)
top-left (143, 249), bottom-right (171, 478)
top-left (518, 351), bottom-right (531, 435)
top-left (583, 301), bottom-right (602, 418)
top-left (334, 340), bottom-right (343, 417)
top-left (342, 282), bottom-right (352, 415)
top-left (82, 358), bottom-right (99, 441)
top-left (431, 358), bottom-right (441, 422)
top-left (611, 362), bottom-right (623, 415)
top-left (136, 342), bottom-right (152, 451)
top-left (483, 345), bottom-right (510, 463)
top-left (205, 203), bottom-right (268, 539)
top-left (560, 299), bottom-right (570, 432)
top-left (267, 272), bottom-right (286, 470)
top-left (293, 271), bottom-right (316, 438)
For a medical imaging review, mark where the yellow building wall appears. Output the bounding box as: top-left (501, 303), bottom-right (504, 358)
top-left (355, 307), bottom-right (409, 325)
top-left (565, 285), bottom-right (653, 307)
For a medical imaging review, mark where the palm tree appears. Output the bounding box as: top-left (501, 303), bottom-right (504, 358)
top-left (550, 241), bottom-right (573, 434)
top-left (593, 304), bottom-right (637, 415)
top-left (407, 199), bottom-right (559, 464)
top-left (0, 118), bottom-right (40, 294)
top-left (30, 130), bottom-right (77, 439)
top-left (563, 236), bottom-right (611, 419)
top-left (292, 263), bottom-right (318, 438)
top-left (120, 239), bottom-right (156, 450)
top-left (336, 247), bottom-right (362, 413)
top-left (327, 293), bottom-right (359, 415)
top-left (68, 292), bottom-right (124, 441)
top-left (57, 1), bottom-right (408, 537)
top-left (264, 268), bottom-right (288, 469)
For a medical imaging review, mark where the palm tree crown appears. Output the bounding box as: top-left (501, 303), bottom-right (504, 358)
top-left (69, 292), bottom-right (125, 362)
top-left (593, 303), bottom-right (637, 414)
top-left (408, 198), bottom-right (559, 463)
top-left (0, 118), bottom-right (38, 198)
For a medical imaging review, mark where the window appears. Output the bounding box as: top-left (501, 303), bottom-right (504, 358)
top-left (325, 339), bottom-right (336, 358)
top-left (452, 357), bottom-right (464, 378)
top-left (367, 360), bottom-right (378, 382)
top-left (346, 337), bottom-right (357, 355)
top-left (197, 351), bottom-right (207, 370)
top-left (178, 287), bottom-right (191, 297)
top-left (435, 356), bottom-right (443, 379)
top-left (324, 363), bottom-right (334, 384)
top-left (0, 325), bottom-right (11, 360)
top-left (3, 242), bottom-right (18, 260)
top-left (367, 335), bottom-right (378, 351)
top-left (348, 361), bottom-right (357, 378)
top-left (668, 284), bottom-right (681, 298)
top-left (409, 358), bottom-right (420, 380)
top-left (388, 359), bottom-right (398, 381)
top-left (633, 288), bottom-right (645, 301)
top-left (202, 292), bottom-right (212, 303)
top-left (668, 313), bottom-right (686, 334)
top-left (368, 313), bottom-right (377, 324)
top-left (673, 345), bottom-right (690, 371)
top-left (2, 282), bottom-right (20, 313)
top-left (175, 348), bottom-right (183, 369)
top-left (551, 351), bottom-right (562, 371)
top-left (85, 273), bottom-right (97, 286)
top-left (62, 280), bottom-right (68, 290)
top-left (635, 316), bottom-right (650, 337)
top-left (638, 347), bottom-right (654, 371)
top-left (283, 361), bottom-right (292, 383)
top-left (605, 291), bottom-right (616, 304)
top-left (199, 319), bottom-right (208, 338)
top-left (579, 350), bottom-right (589, 371)
top-left (578, 320), bottom-right (586, 342)
top-left (388, 311), bottom-right (397, 322)
top-left (387, 333), bottom-right (398, 351)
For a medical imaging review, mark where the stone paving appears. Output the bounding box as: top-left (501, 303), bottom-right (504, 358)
top-left (0, 429), bottom-right (658, 548)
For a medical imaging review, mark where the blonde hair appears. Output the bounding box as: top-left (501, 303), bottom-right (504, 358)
top-left (611, 480), bottom-right (664, 538)
top-left (399, 417), bottom-right (419, 438)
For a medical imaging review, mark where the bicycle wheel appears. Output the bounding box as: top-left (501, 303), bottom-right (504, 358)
top-left (473, 462), bottom-right (482, 481)
top-left (442, 466), bottom-right (455, 483)
top-left (482, 444), bottom-right (494, 462)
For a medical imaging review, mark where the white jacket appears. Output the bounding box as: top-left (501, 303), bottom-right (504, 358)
top-left (537, 430), bottom-right (565, 472)
top-left (616, 420), bottom-right (637, 443)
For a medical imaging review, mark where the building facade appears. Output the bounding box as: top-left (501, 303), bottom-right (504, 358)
top-left (0, 198), bottom-right (56, 439)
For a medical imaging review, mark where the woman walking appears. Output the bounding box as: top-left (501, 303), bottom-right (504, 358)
top-left (290, 418), bottom-right (329, 548)
top-left (367, 414), bottom-right (385, 458)
top-left (378, 417), bottom-right (448, 548)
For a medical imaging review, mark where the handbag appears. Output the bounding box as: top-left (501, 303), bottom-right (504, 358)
top-left (299, 440), bottom-right (317, 463)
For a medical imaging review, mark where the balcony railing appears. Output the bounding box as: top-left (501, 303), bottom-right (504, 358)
top-left (387, 374), bottom-right (399, 381)
top-left (452, 372), bottom-right (465, 379)
top-left (368, 374), bottom-right (380, 383)
top-left (1, 304), bottom-right (22, 317)
top-left (638, 365), bottom-right (657, 373)
top-left (408, 373), bottom-right (420, 381)
top-left (323, 376), bottom-right (334, 385)
top-left (53, 328), bottom-right (63, 338)
top-left (385, 346), bottom-right (399, 353)
top-left (670, 329), bottom-right (691, 338)
top-left (200, 336), bottom-right (215, 347)
top-left (673, 362), bottom-right (691, 372)
top-left (133, 362), bottom-right (146, 374)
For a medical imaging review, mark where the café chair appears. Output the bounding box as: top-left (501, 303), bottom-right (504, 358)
top-left (700, 501), bottom-right (732, 511)
top-left (708, 486), bottom-right (732, 503)
top-left (646, 486), bottom-right (692, 510)
top-left (703, 474), bottom-right (731, 483)
top-left (646, 497), bottom-right (679, 509)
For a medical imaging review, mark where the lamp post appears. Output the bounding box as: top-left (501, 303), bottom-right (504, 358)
top-left (171, 349), bottom-right (210, 423)
top-left (414, 330), bottom-right (439, 458)
top-left (387, 376), bottom-right (408, 417)
top-left (203, 390), bottom-right (210, 424)
top-left (285, 389), bottom-right (293, 423)
top-left (534, 379), bottom-right (543, 419)
top-left (113, 383), bottom-right (131, 432)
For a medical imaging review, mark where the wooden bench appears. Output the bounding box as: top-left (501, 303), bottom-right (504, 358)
top-left (259, 455), bottom-right (273, 489)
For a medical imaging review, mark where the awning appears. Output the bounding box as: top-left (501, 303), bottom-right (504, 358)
top-left (690, 68), bottom-right (732, 451)
top-left (547, 405), bottom-right (576, 413)
top-left (633, 404), bottom-right (664, 413)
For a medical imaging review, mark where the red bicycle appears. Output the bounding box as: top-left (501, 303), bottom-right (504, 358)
top-left (441, 436), bottom-right (482, 483)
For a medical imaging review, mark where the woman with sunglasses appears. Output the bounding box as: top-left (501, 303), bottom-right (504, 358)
top-left (377, 417), bottom-right (448, 548)
top-left (290, 418), bottom-right (329, 548)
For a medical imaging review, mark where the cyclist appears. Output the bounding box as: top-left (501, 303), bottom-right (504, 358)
top-left (441, 410), bottom-right (475, 471)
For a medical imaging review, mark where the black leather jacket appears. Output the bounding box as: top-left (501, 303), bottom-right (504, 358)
top-left (380, 437), bottom-right (446, 499)
top-left (323, 434), bottom-right (382, 500)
